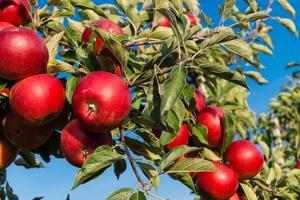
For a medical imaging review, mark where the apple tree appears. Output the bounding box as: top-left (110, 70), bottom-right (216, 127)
top-left (0, 0), bottom-right (299, 199)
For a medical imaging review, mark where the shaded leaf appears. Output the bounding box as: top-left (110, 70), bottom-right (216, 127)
top-left (166, 158), bottom-right (215, 173)
top-left (222, 39), bottom-right (254, 63)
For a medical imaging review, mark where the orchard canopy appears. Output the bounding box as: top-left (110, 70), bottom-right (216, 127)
top-left (0, 0), bottom-right (299, 200)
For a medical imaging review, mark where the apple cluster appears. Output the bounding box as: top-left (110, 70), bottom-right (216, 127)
top-left (154, 90), bottom-right (265, 200)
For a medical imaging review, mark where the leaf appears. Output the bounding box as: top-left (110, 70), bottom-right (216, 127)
top-left (242, 11), bottom-right (269, 22)
top-left (161, 66), bottom-right (187, 115)
top-left (5, 182), bottom-right (18, 200)
top-left (244, 71), bottom-right (268, 84)
top-left (15, 151), bottom-right (43, 169)
top-left (240, 182), bottom-right (258, 200)
top-left (274, 163), bottom-right (282, 183)
top-left (66, 75), bottom-right (81, 104)
top-left (137, 162), bottom-right (159, 188)
top-left (221, 113), bottom-right (235, 153)
top-left (245, 0), bottom-right (258, 12)
top-left (200, 30), bottom-right (237, 49)
top-left (278, 0), bottom-right (296, 17)
top-left (221, 0), bottom-right (235, 21)
top-left (106, 188), bottom-right (135, 200)
top-left (47, 59), bottom-right (76, 74)
top-left (286, 61), bottom-right (300, 68)
top-left (159, 145), bottom-right (199, 172)
top-left (222, 39), bottom-right (254, 63)
top-left (72, 145), bottom-right (124, 189)
top-left (113, 159), bottom-right (127, 179)
top-left (70, 0), bottom-right (96, 9)
top-left (276, 17), bottom-right (298, 36)
top-left (95, 29), bottom-right (127, 68)
top-left (166, 158), bottom-right (215, 173)
top-left (129, 191), bottom-right (146, 200)
top-left (192, 125), bottom-right (208, 145)
top-left (46, 31), bottom-right (65, 59)
top-left (67, 19), bottom-right (85, 42)
top-left (251, 43), bottom-right (273, 55)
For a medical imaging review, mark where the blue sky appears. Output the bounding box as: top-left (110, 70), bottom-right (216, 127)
top-left (6, 0), bottom-right (300, 200)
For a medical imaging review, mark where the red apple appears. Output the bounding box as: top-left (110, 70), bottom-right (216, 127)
top-left (72, 71), bottom-right (131, 132)
top-left (0, 0), bottom-right (31, 26)
top-left (197, 106), bottom-right (224, 148)
top-left (157, 15), bottom-right (171, 27)
top-left (0, 134), bottom-right (17, 170)
top-left (166, 123), bottom-right (190, 150)
top-left (0, 27), bottom-right (49, 80)
top-left (9, 74), bottom-right (65, 126)
top-left (1, 110), bottom-right (53, 150)
top-left (0, 21), bottom-right (13, 31)
top-left (61, 119), bottom-right (113, 167)
top-left (195, 161), bottom-right (239, 200)
top-left (296, 161), bottom-right (300, 169)
top-left (194, 89), bottom-right (205, 112)
top-left (185, 12), bottom-right (197, 26)
top-left (82, 19), bottom-right (124, 55)
top-left (225, 140), bottom-right (264, 180)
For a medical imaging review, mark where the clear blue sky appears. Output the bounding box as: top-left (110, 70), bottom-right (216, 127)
top-left (6, 0), bottom-right (300, 200)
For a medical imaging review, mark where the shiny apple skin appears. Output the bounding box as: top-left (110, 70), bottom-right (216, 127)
top-left (9, 74), bottom-right (65, 126)
top-left (72, 71), bottom-right (131, 132)
top-left (0, 27), bottom-right (49, 80)
top-left (61, 119), bottom-right (113, 167)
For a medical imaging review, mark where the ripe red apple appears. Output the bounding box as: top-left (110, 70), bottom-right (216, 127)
top-left (197, 106), bottom-right (224, 148)
top-left (166, 123), bottom-right (190, 150)
top-left (157, 15), bottom-right (171, 27)
top-left (61, 119), bottom-right (113, 167)
top-left (1, 110), bottom-right (53, 150)
top-left (82, 19), bottom-right (124, 55)
top-left (185, 12), bottom-right (197, 26)
top-left (0, 0), bottom-right (31, 26)
top-left (72, 71), bottom-right (131, 132)
top-left (0, 21), bottom-right (13, 31)
top-left (225, 140), bottom-right (264, 180)
top-left (0, 27), bottom-right (49, 80)
top-left (194, 89), bottom-right (205, 112)
top-left (195, 161), bottom-right (239, 200)
top-left (9, 74), bottom-right (65, 126)
top-left (0, 134), bottom-right (17, 170)
top-left (296, 161), bottom-right (300, 169)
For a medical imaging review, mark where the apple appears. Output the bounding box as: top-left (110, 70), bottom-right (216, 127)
top-left (195, 161), bottom-right (239, 200)
top-left (157, 15), bottom-right (171, 27)
top-left (0, 21), bottom-right (13, 31)
top-left (166, 123), bottom-right (190, 150)
top-left (0, 27), bottom-right (49, 80)
top-left (82, 19), bottom-right (124, 55)
top-left (72, 71), bottom-right (131, 132)
top-left (61, 119), bottom-right (113, 167)
top-left (225, 140), bottom-right (264, 180)
top-left (194, 89), bottom-right (205, 112)
top-left (185, 12), bottom-right (197, 26)
top-left (0, 134), bottom-right (17, 170)
top-left (296, 161), bottom-right (300, 169)
top-left (1, 110), bottom-right (53, 150)
top-left (9, 74), bottom-right (65, 126)
top-left (229, 193), bottom-right (242, 200)
top-left (197, 106), bottom-right (224, 148)
top-left (0, 0), bottom-right (31, 26)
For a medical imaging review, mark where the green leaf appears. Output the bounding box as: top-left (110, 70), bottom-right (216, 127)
top-left (222, 39), bottom-right (254, 63)
top-left (245, 0), bottom-right (258, 12)
top-left (201, 147), bottom-right (221, 161)
top-left (192, 125), bottom-right (208, 145)
top-left (159, 145), bottom-right (199, 172)
top-left (67, 19), bottom-right (85, 42)
top-left (15, 151), bottom-right (43, 169)
top-left (251, 43), bottom-right (273, 55)
top-left (137, 162), bottom-right (159, 188)
top-left (70, 0), bottom-right (96, 9)
top-left (276, 17), bottom-right (298, 36)
top-left (161, 66), bottom-right (187, 115)
top-left (278, 0), bottom-right (296, 17)
top-left (221, 113), bottom-right (235, 153)
top-left (244, 71), bottom-right (268, 84)
top-left (106, 188), bottom-right (135, 200)
top-left (165, 158), bottom-right (215, 173)
top-left (221, 0), bottom-right (235, 21)
top-left (46, 31), bottom-right (65, 59)
top-left (47, 59), bottom-right (76, 74)
top-left (113, 159), bottom-right (127, 179)
top-left (200, 30), bottom-right (237, 49)
top-left (95, 29), bottom-right (127, 68)
top-left (72, 145), bottom-right (124, 189)
top-left (242, 11), bottom-right (269, 22)
top-left (274, 163), bottom-right (282, 183)
top-left (66, 75), bottom-right (81, 104)
top-left (240, 182), bottom-right (258, 200)
top-left (129, 191), bottom-right (146, 200)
